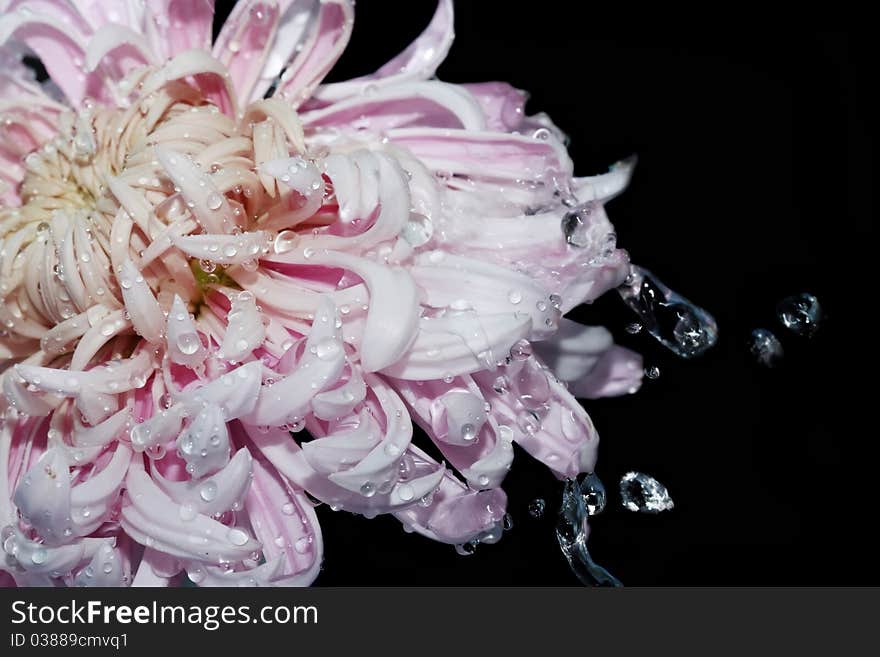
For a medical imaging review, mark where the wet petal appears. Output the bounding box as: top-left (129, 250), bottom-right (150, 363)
top-left (176, 403), bottom-right (231, 479)
top-left (120, 466), bottom-right (261, 563)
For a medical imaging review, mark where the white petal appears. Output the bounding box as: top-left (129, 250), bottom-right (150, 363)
top-left (118, 259), bottom-right (163, 343)
top-left (176, 403), bottom-right (231, 479)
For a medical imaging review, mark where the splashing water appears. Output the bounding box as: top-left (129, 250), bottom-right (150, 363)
top-left (618, 266), bottom-right (718, 359)
top-left (556, 479), bottom-right (622, 586)
top-left (777, 293), bottom-right (823, 337)
top-left (750, 329), bottom-right (784, 367)
top-left (619, 472), bottom-right (674, 513)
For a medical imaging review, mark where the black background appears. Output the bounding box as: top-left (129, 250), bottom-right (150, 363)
top-left (214, 2), bottom-right (874, 584)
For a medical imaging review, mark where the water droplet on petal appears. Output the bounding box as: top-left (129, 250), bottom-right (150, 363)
top-left (397, 483), bottom-right (414, 502)
top-left (227, 528), bottom-right (250, 546)
top-left (199, 481), bottom-right (218, 502)
top-left (206, 193), bottom-right (224, 210)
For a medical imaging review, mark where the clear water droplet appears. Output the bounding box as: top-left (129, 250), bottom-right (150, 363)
top-left (199, 481), bottom-right (218, 502)
top-left (397, 483), bottom-right (414, 502)
top-left (619, 471), bottom-right (674, 513)
top-left (644, 365), bottom-right (661, 379)
top-left (227, 528), bottom-right (250, 546)
top-left (176, 332), bottom-right (200, 355)
top-left (750, 328), bottom-right (784, 367)
top-left (624, 321), bottom-right (643, 335)
top-left (528, 498), bottom-right (546, 518)
top-left (401, 213), bottom-right (433, 246)
top-left (206, 192), bottom-right (224, 210)
top-left (579, 472), bottom-right (606, 515)
top-left (776, 293), bottom-right (822, 337)
top-left (618, 266), bottom-right (717, 359)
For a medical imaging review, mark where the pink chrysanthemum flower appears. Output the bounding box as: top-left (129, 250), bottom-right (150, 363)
top-left (0, 0), bottom-right (643, 586)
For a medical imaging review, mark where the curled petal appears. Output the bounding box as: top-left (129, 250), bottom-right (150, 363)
top-left (241, 442), bottom-right (322, 586)
top-left (297, 251), bottom-right (420, 374)
top-left (131, 404), bottom-right (186, 452)
top-left (394, 469), bottom-right (508, 545)
top-left (154, 146), bottom-right (237, 234)
top-left (13, 448), bottom-right (72, 544)
top-left (165, 294), bottom-right (207, 367)
top-left (218, 292), bottom-right (266, 362)
top-left (274, 0), bottom-right (353, 106)
top-left (381, 312), bottom-right (531, 380)
top-left (311, 360), bottom-right (366, 421)
top-left (326, 375), bottom-right (413, 494)
top-left (571, 345), bottom-right (644, 399)
top-left (70, 443), bottom-right (132, 536)
top-left (154, 447), bottom-right (253, 517)
top-left (176, 403), bottom-right (231, 479)
top-left (313, 0), bottom-right (454, 103)
top-left (2, 526), bottom-right (111, 577)
top-left (172, 230), bottom-right (269, 266)
top-left (572, 155), bottom-right (638, 203)
top-left (72, 543), bottom-right (129, 587)
top-left (532, 319), bottom-right (614, 383)
top-left (84, 23), bottom-right (157, 74)
top-left (178, 361), bottom-right (263, 421)
top-left (245, 298), bottom-right (344, 426)
top-left (411, 252), bottom-right (561, 339)
top-left (118, 259), bottom-right (163, 343)
top-left (120, 466), bottom-right (261, 563)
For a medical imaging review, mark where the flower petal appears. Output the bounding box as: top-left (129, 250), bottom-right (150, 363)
top-left (312, 0), bottom-right (454, 104)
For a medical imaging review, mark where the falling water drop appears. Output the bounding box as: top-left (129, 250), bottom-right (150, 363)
top-left (618, 266), bottom-right (718, 359)
top-left (619, 471), bottom-right (674, 513)
top-left (528, 498), bottom-right (546, 518)
top-left (749, 329), bottom-right (784, 367)
top-left (579, 472), bottom-right (606, 516)
top-left (776, 293), bottom-right (822, 337)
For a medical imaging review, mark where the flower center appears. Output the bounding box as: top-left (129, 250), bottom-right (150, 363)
top-left (1, 67), bottom-right (307, 348)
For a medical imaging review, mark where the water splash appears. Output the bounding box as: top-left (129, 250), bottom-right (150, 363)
top-left (528, 498), bottom-right (546, 518)
top-left (556, 479), bottom-right (622, 586)
top-left (618, 266), bottom-right (718, 359)
top-left (777, 293), bottom-right (822, 337)
top-left (619, 471), bottom-right (674, 513)
top-left (750, 329), bottom-right (784, 367)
